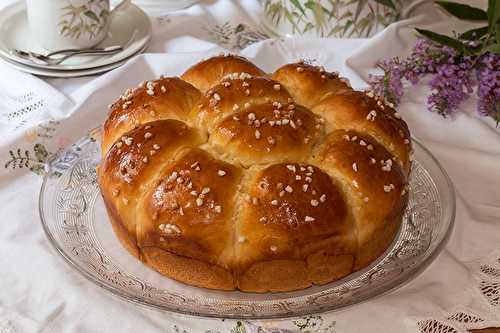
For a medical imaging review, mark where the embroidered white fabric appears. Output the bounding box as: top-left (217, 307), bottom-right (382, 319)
top-left (0, 62), bottom-right (72, 139)
top-left (406, 250), bottom-right (500, 333)
top-left (0, 0), bottom-right (499, 332)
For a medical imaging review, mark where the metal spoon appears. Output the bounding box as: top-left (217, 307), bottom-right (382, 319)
top-left (10, 45), bottom-right (123, 66)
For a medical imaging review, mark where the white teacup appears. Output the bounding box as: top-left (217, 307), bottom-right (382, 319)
top-left (26, 0), bottom-right (129, 51)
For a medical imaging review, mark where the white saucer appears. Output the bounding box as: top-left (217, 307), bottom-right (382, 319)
top-left (123, 0), bottom-right (199, 12)
top-left (0, 43), bottom-right (148, 78)
top-left (0, 1), bottom-right (151, 71)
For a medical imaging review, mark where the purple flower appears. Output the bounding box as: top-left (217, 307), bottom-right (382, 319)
top-left (368, 36), bottom-right (499, 124)
top-left (476, 52), bottom-right (500, 124)
top-left (368, 38), bottom-right (456, 106)
top-left (368, 58), bottom-right (404, 104)
top-left (427, 57), bottom-right (474, 116)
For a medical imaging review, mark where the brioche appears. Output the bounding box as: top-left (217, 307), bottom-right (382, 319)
top-left (98, 55), bottom-right (411, 292)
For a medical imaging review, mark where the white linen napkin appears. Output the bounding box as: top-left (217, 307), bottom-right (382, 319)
top-left (0, 61), bottom-right (74, 144)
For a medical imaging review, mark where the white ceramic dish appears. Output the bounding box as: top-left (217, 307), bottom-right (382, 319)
top-left (0, 1), bottom-right (151, 71)
top-left (0, 44), bottom-right (148, 78)
top-left (122, 0), bottom-right (199, 12)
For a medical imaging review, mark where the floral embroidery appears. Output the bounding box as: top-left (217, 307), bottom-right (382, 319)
top-left (4, 144), bottom-right (51, 176)
top-left (230, 321), bottom-right (246, 333)
top-left (36, 121), bottom-right (60, 139)
top-left (4, 120), bottom-right (62, 177)
top-left (172, 325), bottom-right (189, 333)
top-left (171, 316), bottom-right (336, 333)
top-left (173, 324), bottom-right (222, 333)
top-left (58, 0), bottom-right (109, 40)
top-left (157, 15), bottom-right (172, 25)
top-left (205, 22), bottom-right (269, 51)
top-left (0, 318), bottom-right (16, 333)
top-left (293, 315), bottom-right (336, 332)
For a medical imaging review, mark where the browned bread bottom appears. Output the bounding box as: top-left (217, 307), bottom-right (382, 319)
top-left (104, 207), bottom-right (402, 292)
top-left (141, 247), bottom-right (235, 291)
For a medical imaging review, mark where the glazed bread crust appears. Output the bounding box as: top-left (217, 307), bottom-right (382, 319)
top-left (98, 55), bottom-right (411, 292)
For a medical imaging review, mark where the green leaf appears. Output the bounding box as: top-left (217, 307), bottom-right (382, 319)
top-left (459, 26), bottom-right (489, 40)
top-left (327, 25), bottom-right (344, 37)
top-left (415, 28), bottom-right (465, 51)
top-left (320, 4), bottom-right (330, 16)
top-left (290, 0), bottom-right (306, 16)
top-left (343, 19), bottom-right (353, 36)
top-left (30, 164), bottom-right (46, 176)
top-left (377, 13), bottom-right (389, 26)
top-left (284, 10), bottom-right (301, 33)
top-left (354, 0), bottom-right (368, 22)
top-left (311, 1), bottom-right (327, 35)
top-left (496, 22), bottom-right (500, 42)
top-left (436, 1), bottom-right (487, 21)
top-left (485, 43), bottom-right (500, 53)
top-left (34, 144), bottom-right (49, 162)
top-left (357, 16), bottom-right (371, 35)
top-left (373, 0), bottom-right (396, 10)
top-left (303, 0), bottom-right (314, 10)
top-left (303, 22), bottom-right (314, 33)
top-left (59, 26), bottom-right (69, 35)
top-left (234, 24), bottom-right (245, 33)
top-left (230, 321), bottom-right (246, 333)
top-left (83, 10), bottom-right (100, 22)
top-left (329, 0), bottom-right (340, 18)
top-left (488, 0), bottom-right (500, 31)
top-left (338, 10), bottom-right (353, 21)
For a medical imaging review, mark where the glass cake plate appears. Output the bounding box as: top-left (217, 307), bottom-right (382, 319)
top-left (38, 130), bottom-right (455, 319)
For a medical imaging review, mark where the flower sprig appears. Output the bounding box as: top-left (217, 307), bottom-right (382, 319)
top-left (369, 1), bottom-right (500, 125)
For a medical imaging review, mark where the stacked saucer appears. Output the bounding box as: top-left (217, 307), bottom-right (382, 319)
top-left (126, 0), bottom-right (199, 12)
top-left (0, 1), bottom-right (152, 78)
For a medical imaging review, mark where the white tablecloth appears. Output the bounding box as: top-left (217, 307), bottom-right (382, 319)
top-left (1, 0), bottom-right (499, 332)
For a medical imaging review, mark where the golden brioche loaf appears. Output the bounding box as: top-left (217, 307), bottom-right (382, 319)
top-left (98, 55), bottom-right (411, 292)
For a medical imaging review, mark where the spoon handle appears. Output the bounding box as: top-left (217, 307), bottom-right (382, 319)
top-left (51, 47), bottom-right (124, 65)
top-left (46, 45), bottom-right (122, 57)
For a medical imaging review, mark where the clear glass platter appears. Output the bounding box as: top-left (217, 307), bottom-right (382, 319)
top-left (39, 130), bottom-right (455, 319)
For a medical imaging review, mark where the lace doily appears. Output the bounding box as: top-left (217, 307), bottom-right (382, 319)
top-left (0, 319), bottom-right (16, 333)
top-left (410, 250), bottom-right (500, 333)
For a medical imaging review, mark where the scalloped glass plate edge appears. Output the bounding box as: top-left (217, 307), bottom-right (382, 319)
top-left (38, 132), bottom-right (456, 319)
